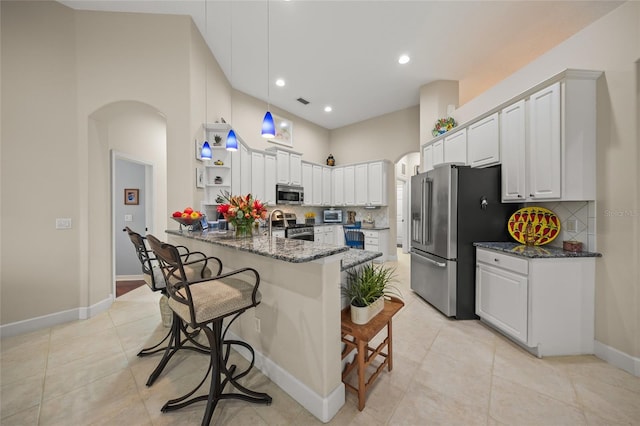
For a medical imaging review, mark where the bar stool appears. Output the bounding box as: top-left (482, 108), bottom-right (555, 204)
top-left (146, 234), bottom-right (272, 425)
top-left (125, 227), bottom-right (222, 386)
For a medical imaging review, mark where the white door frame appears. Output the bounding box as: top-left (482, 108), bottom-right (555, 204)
top-left (111, 150), bottom-right (155, 298)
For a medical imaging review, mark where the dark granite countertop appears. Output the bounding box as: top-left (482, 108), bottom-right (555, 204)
top-left (340, 249), bottom-right (382, 271)
top-left (167, 229), bottom-right (349, 263)
top-left (474, 242), bottom-right (602, 259)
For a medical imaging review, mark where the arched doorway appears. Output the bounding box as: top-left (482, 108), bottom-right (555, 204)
top-left (394, 152), bottom-right (420, 253)
top-left (89, 101), bottom-right (167, 300)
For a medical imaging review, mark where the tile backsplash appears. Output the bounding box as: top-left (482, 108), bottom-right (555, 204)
top-left (527, 201), bottom-right (596, 252)
top-left (282, 205), bottom-right (389, 227)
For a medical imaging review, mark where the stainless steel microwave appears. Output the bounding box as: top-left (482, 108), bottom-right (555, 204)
top-left (323, 209), bottom-right (343, 223)
top-left (276, 184), bottom-right (304, 205)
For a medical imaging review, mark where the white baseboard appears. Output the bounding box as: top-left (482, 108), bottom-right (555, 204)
top-left (594, 340), bottom-right (640, 377)
top-left (116, 274), bottom-right (144, 281)
top-left (0, 295), bottom-right (114, 339)
top-left (226, 330), bottom-right (345, 423)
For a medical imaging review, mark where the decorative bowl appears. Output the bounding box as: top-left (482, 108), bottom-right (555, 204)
top-left (171, 216), bottom-right (204, 231)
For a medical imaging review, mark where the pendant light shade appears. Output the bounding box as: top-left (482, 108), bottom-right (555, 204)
top-left (201, 140), bottom-right (212, 159)
top-left (226, 129), bottom-right (238, 151)
top-left (261, 111), bottom-right (275, 138)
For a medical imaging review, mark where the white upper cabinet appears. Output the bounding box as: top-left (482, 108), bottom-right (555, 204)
top-left (264, 153), bottom-right (276, 205)
top-left (322, 167), bottom-right (332, 205)
top-left (501, 100), bottom-right (527, 201)
top-left (468, 113), bottom-right (500, 168)
top-left (301, 161), bottom-right (313, 205)
top-left (251, 151), bottom-right (265, 202)
top-left (367, 161), bottom-right (387, 206)
top-left (290, 153), bottom-right (302, 185)
top-left (312, 165), bottom-right (323, 205)
top-left (240, 143), bottom-right (252, 195)
top-left (344, 165), bottom-right (355, 205)
top-left (422, 144), bottom-right (433, 173)
top-left (499, 72), bottom-right (600, 202)
top-left (274, 149), bottom-right (302, 186)
top-left (333, 167), bottom-right (345, 206)
top-left (354, 163), bottom-right (368, 206)
top-left (443, 128), bottom-right (467, 165)
top-left (432, 140), bottom-right (444, 167)
top-left (276, 150), bottom-right (289, 184)
top-left (528, 82), bottom-right (561, 200)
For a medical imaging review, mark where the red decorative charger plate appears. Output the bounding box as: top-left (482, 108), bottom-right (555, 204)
top-left (507, 206), bottom-right (561, 246)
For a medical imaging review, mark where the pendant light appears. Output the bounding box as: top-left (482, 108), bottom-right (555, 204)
top-left (201, 0), bottom-right (212, 160)
top-left (261, 0), bottom-right (275, 138)
top-left (226, 0), bottom-right (238, 151)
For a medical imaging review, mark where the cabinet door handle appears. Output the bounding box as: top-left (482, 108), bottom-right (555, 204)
top-left (517, 194), bottom-right (523, 198)
top-left (530, 194), bottom-right (535, 197)
top-left (494, 258), bottom-right (500, 262)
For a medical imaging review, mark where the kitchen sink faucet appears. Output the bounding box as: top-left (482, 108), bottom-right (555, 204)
top-left (268, 209), bottom-right (287, 237)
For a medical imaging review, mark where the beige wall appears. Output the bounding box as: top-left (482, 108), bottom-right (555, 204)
top-left (329, 106), bottom-right (420, 260)
top-left (1, 0), bottom-right (79, 321)
top-left (419, 80), bottom-right (459, 145)
top-left (0, 1), bottom-right (330, 326)
top-left (230, 90), bottom-right (331, 163)
top-left (453, 2), bottom-right (640, 358)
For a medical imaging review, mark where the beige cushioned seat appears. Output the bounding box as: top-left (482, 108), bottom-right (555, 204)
top-left (169, 277), bottom-right (262, 324)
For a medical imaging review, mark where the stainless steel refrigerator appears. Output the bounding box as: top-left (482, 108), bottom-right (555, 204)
top-left (410, 164), bottom-right (514, 319)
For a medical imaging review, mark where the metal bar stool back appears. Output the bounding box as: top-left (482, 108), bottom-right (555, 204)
top-left (146, 234), bottom-right (272, 425)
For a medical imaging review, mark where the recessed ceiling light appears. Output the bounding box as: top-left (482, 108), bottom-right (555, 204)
top-left (398, 54), bottom-right (410, 65)
top-left (324, 106), bottom-right (332, 112)
top-left (275, 78), bottom-right (285, 87)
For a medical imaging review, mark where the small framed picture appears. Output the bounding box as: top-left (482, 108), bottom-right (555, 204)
top-left (268, 115), bottom-right (293, 148)
top-left (124, 188), bottom-right (139, 205)
top-left (196, 167), bottom-right (205, 188)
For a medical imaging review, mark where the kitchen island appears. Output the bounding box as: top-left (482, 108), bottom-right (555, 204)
top-left (165, 229), bottom-right (360, 422)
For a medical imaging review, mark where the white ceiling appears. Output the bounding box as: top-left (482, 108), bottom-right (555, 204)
top-left (58, 0), bottom-right (623, 129)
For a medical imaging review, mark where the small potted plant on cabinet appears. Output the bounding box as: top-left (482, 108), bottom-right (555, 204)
top-left (342, 263), bottom-right (401, 324)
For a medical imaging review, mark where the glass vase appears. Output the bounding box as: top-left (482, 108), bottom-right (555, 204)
top-left (234, 222), bottom-right (253, 238)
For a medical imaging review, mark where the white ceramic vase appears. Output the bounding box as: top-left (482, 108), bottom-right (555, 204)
top-left (350, 296), bottom-right (384, 325)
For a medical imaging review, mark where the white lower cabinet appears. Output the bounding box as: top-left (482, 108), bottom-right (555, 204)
top-left (314, 226), bottom-right (335, 245)
top-left (476, 252), bottom-right (529, 344)
top-left (362, 229), bottom-right (388, 263)
top-left (476, 248), bottom-right (595, 357)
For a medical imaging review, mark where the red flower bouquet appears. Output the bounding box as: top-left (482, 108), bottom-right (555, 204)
top-left (216, 192), bottom-right (268, 237)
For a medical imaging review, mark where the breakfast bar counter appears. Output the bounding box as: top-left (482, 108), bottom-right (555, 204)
top-left (166, 229), bottom-right (348, 422)
top-left (166, 229), bottom-right (349, 262)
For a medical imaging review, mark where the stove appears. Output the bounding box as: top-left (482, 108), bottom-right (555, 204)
top-left (271, 213), bottom-right (314, 241)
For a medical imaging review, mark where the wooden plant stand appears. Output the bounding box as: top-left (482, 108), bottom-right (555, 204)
top-left (340, 297), bottom-right (404, 410)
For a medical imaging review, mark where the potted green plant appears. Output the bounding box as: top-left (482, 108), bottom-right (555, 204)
top-left (342, 263), bottom-right (401, 324)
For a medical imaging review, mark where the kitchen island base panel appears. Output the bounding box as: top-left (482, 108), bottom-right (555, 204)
top-left (168, 235), bottom-right (344, 422)
top-left (225, 327), bottom-right (346, 423)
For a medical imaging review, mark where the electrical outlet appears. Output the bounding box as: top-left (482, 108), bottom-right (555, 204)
top-left (124, 214), bottom-right (133, 222)
top-left (566, 218), bottom-right (578, 233)
top-left (254, 317), bottom-right (261, 333)
top-left (56, 218), bottom-right (72, 229)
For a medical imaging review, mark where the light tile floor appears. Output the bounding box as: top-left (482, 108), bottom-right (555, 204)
top-left (2, 249), bottom-right (639, 425)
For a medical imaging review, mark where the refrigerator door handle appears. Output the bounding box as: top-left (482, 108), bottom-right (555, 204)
top-left (424, 177), bottom-right (432, 244)
top-left (422, 256), bottom-right (446, 268)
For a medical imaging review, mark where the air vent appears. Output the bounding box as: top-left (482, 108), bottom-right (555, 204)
top-left (297, 97), bottom-right (310, 105)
